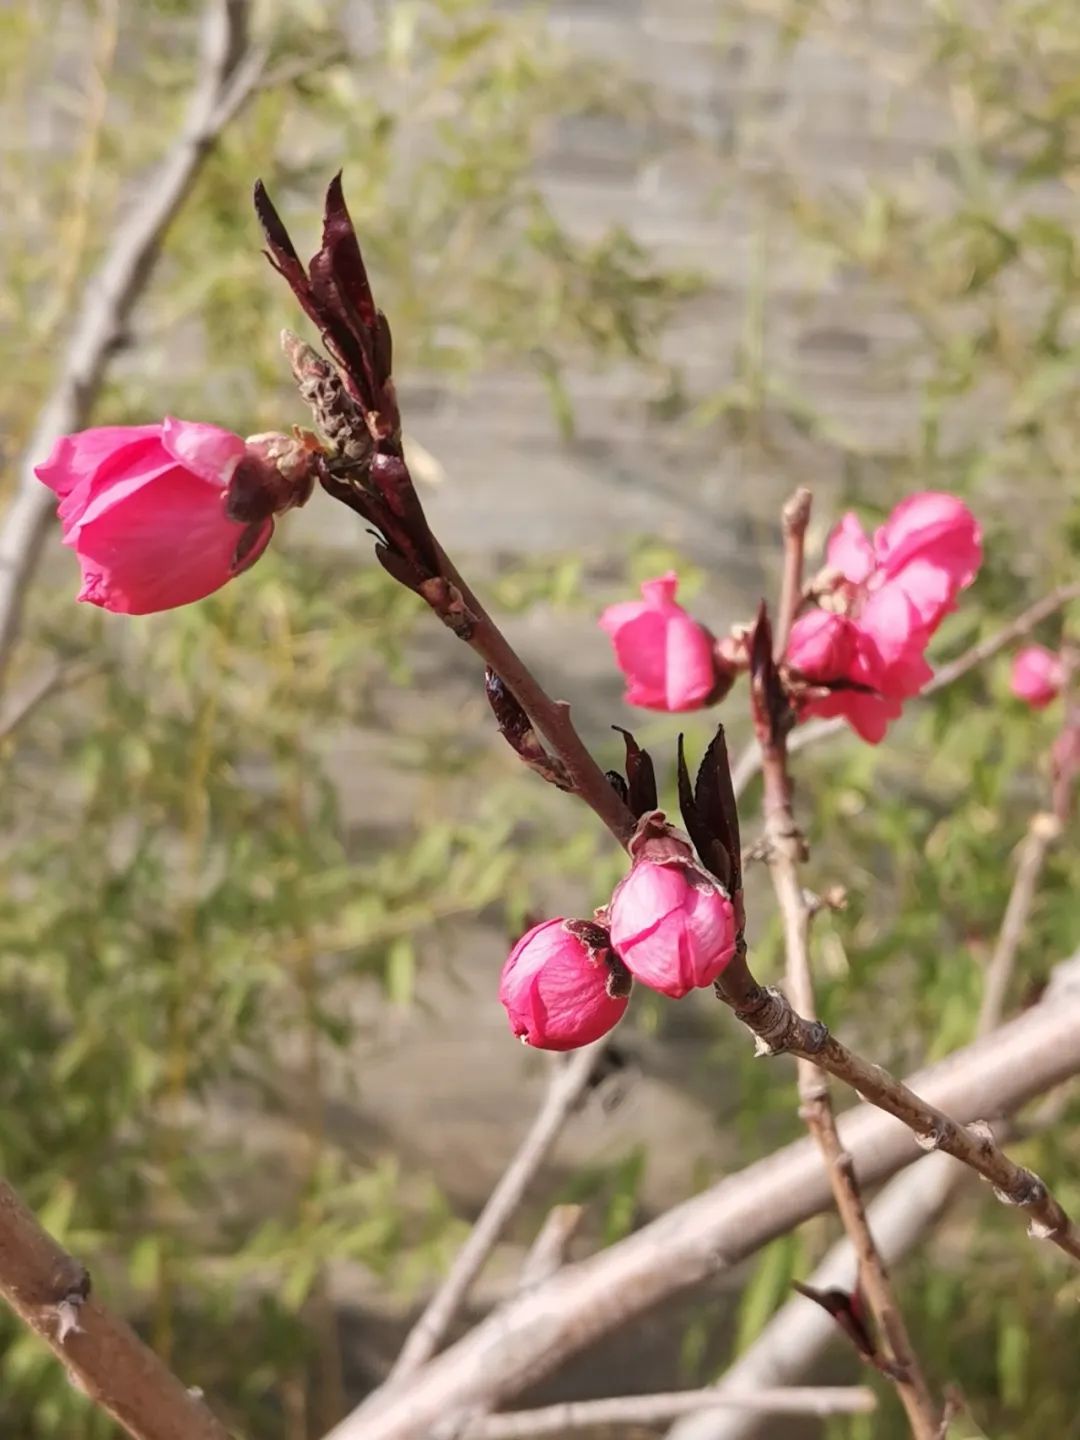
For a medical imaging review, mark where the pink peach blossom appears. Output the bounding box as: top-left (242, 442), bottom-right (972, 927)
top-left (1011, 647), bottom-right (1064, 710)
top-left (499, 919), bottom-right (628, 1051)
top-left (599, 572), bottom-right (720, 712)
top-left (35, 418), bottom-right (274, 615)
top-left (608, 856), bottom-right (737, 999)
top-left (788, 492), bottom-right (981, 742)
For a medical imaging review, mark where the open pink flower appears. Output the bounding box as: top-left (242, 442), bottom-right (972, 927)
top-left (608, 855), bottom-right (736, 999)
top-left (499, 919), bottom-right (629, 1051)
top-left (1011, 647), bottom-right (1064, 710)
top-left (600, 572), bottom-right (721, 712)
top-left (787, 493), bottom-right (981, 742)
top-left (35, 418), bottom-right (275, 614)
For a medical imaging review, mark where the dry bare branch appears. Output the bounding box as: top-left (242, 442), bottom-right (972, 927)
top-left (387, 1043), bottom-right (603, 1382)
top-left (669, 806), bottom-right (1066, 1440)
top-left (758, 509), bottom-right (938, 1437)
top-left (323, 963), bottom-right (1080, 1440)
top-left (0, 1178), bottom-right (230, 1440)
top-left (460, 1386), bottom-right (877, 1437)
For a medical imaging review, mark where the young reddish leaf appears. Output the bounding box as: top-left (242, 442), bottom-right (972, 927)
top-left (694, 723), bottom-right (742, 897)
top-left (612, 726), bottom-right (658, 817)
top-left (676, 734), bottom-right (731, 889)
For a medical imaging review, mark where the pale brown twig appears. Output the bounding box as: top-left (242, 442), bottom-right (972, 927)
top-left (0, 659), bottom-right (101, 744)
top-left (388, 1043), bottom-right (603, 1382)
top-left (719, 945), bottom-right (1080, 1263)
top-left (761, 497), bottom-right (938, 1438)
top-left (325, 969), bottom-right (1080, 1440)
top-left (517, 1204), bottom-right (585, 1293)
top-left (0, 1179), bottom-right (229, 1440)
top-left (461, 1386), bottom-right (877, 1437)
top-left (772, 487), bottom-right (812, 661)
top-left (677, 793), bottom-right (1066, 1440)
top-left (979, 811), bottom-right (1062, 1033)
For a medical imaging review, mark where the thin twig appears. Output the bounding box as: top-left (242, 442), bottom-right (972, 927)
top-left (0, 1178), bottom-right (229, 1440)
top-left (718, 946), bottom-right (1080, 1263)
top-left (0, 0), bottom-right (266, 694)
top-left (461, 1387), bottom-right (877, 1437)
top-left (674, 793), bottom-right (1065, 1440)
top-left (517, 1205), bottom-right (585, 1293)
top-left (761, 503), bottom-right (938, 1437)
top-left (773, 487), bottom-right (812, 661)
top-left (0, 659), bottom-right (101, 744)
top-left (388, 1044), bottom-right (603, 1382)
top-left (670, 804), bottom-right (1065, 1440)
top-left (732, 577), bottom-right (1080, 797)
top-left (324, 968), bottom-right (1080, 1440)
top-left (978, 811), bottom-right (1062, 1032)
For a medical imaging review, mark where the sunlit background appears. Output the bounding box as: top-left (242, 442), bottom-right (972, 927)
top-left (1, 1), bottom-right (1078, 1436)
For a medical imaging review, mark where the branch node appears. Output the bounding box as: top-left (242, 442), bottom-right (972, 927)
top-left (1028, 1215), bottom-right (1060, 1241)
top-left (993, 1170), bottom-right (1048, 1210)
top-left (913, 1122), bottom-right (949, 1152)
top-left (52, 1297), bottom-right (84, 1344)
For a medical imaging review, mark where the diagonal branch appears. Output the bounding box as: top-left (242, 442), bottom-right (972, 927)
top-left (321, 964), bottom-right (1080, 1440)
top-left (667, 799), bottom-right (1066, 1440)
top-left (0, 0), bottom-right (266, 693)
top-left (386, 1043), bottom-right (604, 1382)
top-left (0, 1177), bottom-right (230, 1440)
top-left (718, 952), bottom-right (1080, 1265)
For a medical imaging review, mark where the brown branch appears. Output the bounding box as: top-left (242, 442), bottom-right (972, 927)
top-left (0, 0), bottom-right (266, 693)
top-left (773, 487), bottom-right (812, 662)
top-left (718, 950), bottom-right (1080, 1262)
top-left (460, 1386), bottom-right (877, 1437)
top-left (322, 969), bottom-right (1080, 1440)
top-left (677, 795), bottom-right (1064, 1440)
top-left (387, 1044), bottom-right (603, 1382)
top-left (732, 577), bottom-right (1080, 797)
top-left (432, 544), bottom-right (637, 847)
top-left (756, 575), bottom-right (938, 1436)
top-left (0, 1179), bottom-right (229, 1440)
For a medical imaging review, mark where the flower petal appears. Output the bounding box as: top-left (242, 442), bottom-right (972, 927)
top-left (826, 513), bottom-right (875, 585)
top-left (161, 417), bottom-right (246, 489)
top-left (34, 425), bottom-right (163, 499)
top-left (72, 468), bottom-right (255, 614)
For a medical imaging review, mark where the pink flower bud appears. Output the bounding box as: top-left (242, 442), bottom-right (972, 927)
top-left (786, 610), bottom-right (857, 681)
top-left (499, 919), bottom-right (629, 1051)
top-left (599, 572), bottom-right (723, 712)
top-left (1011, 646), bottom-right (1064, 709)
top-left (608, 855), bottom-right (737, 999)
top-left (34, 418), bottom-right (296, 614)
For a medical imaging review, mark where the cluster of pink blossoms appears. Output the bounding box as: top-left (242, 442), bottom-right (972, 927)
top-left (499, 830), bottom-right (737, 1050)
top-left (600, 493), bottom-right (983, 743)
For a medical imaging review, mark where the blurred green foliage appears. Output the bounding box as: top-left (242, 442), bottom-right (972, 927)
top-left (0, 0), bottom-right (684, 1434)
top-left (2, 2), bottom-right (1080, 1439)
